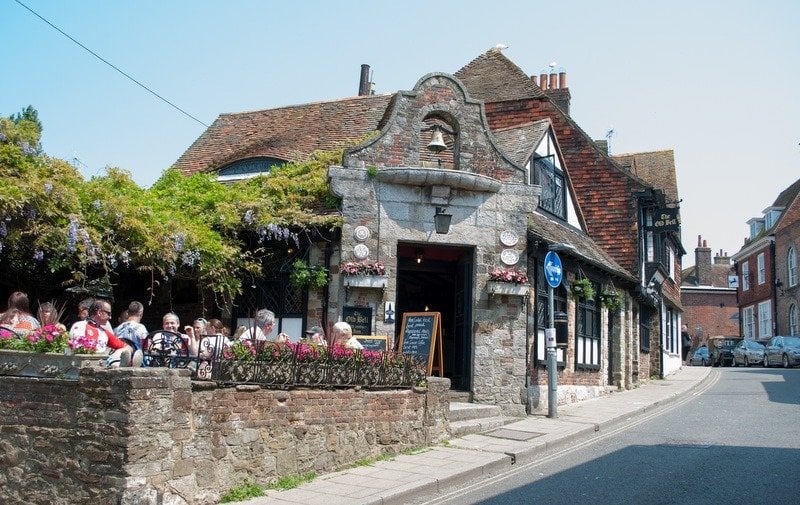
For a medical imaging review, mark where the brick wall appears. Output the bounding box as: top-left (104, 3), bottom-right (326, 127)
top-left (0, 369), bottom-right (450, 505)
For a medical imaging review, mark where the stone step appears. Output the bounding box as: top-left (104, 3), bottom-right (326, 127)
top-left (449, 416), bottom-right (507, 437)
top-left (449, 401), bottom-right (503, 422)
top-left (448, 390), bottom-right (472, 403)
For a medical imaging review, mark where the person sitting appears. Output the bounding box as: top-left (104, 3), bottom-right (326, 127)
top-left (304, 325), bottom-right (327, 346)
top-left (0, 291), bottom-right (41, 335)
top-left (36, 301), bottom-right (66, 332)
top-left (69, 299), bottom-right (133, 367)
top-left (245, 309), bottom-right (288, 344)
top-left (114, 301), bottom-right (148, 366)
top-left (65, 297), bottom-right (94, 329)
top-left (330, 321), bottom-right (363, 350)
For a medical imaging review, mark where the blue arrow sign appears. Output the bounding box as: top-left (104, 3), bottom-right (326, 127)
top-left (544, 251), bottom-right (563, 288)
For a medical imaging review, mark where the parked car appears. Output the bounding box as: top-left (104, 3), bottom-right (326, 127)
top-left (763, 336), bottom-right (800, 368)
top-left (689, 346), bottom-right (710, 366)
top-left (708, 337), bottom-right (741, 367)
top-left (732, 339), bottom-right (766, 367)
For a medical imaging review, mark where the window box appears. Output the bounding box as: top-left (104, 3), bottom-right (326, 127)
top-left (488, 281), bottom-right (529, 297)
top-left (0, 349), bottom-right (101, 379)
top-left (344, 275), bottom-right (388, 289)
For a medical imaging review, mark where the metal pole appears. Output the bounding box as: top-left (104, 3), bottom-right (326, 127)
top-left (547, 285), bottom-right (558, 418)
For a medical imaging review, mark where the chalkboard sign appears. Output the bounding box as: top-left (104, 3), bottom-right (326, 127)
top-left (355, 335), bottom-right (388, 352)
top-left (398, 312), bottom-right (443, 377)
top-left (342, 306), bottom-right (372, 336)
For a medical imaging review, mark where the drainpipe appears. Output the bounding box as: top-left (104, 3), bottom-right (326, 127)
top-left (322, 241), bottom-right (333, 334)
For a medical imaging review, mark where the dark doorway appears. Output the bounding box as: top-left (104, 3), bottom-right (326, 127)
top-left (395, 243), bottom-right (473, 391)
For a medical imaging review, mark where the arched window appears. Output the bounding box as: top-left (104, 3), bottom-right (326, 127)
top-left (788, 247), bottom-right (797, 287)
top-left (790, 304), bottom-right (798, 336)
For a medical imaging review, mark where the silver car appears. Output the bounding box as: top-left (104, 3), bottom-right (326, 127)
top-left (763, 336), bottom-right (800, 368)
top-left (732, 339), bottom-right (765, 367)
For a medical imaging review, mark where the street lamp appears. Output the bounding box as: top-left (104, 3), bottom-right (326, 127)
top-left (434, 207), bottom-right (452, 234)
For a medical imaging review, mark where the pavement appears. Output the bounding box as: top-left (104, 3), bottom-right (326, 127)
top-left (242, 365), bottom-right (713, 505)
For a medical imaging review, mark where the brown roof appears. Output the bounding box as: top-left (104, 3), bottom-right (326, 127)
top-left (681, 263), bottom-right (734, 288)
top-left (772, 177), bottom-right (800, 209)
top-left (528, 212), bottom-right (636, 283)
top-left (454, 49), bottom-right (544, 103)
top-left (173, 94), bottom-right (395, 175)
top-left (613, 150), bottom-right (679, 203)
top-left (491, 120), bottom-right (550, 167)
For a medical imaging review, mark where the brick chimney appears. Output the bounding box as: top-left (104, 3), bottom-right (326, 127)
top-left (358, 64), bottom-right (371, 96)
top-left (713, 249), bottom-right (730, 265)
top-left (695, 235), bottom-right (712, 285)
top-left (543, 70), bottom-right (571, 115)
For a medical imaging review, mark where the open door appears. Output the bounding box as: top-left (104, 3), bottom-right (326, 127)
top-left (395, 244), bottom-right (473, 391)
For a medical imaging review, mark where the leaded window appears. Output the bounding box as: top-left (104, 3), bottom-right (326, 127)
top-left (534, 155), bottom-right (566, 219)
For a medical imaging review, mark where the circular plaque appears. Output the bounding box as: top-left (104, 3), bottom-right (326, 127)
top-left (500, 229), bottom-right (519, 247)
top-left (353, 243), bottom-right (370, 260)
top-left (353, 226), bottom-right (370, 242)
top-left (501, 248), bottom-right (520, 266)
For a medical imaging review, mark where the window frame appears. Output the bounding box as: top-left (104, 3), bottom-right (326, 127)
top-left (533, 154), bottom-right (567, 220)
top-left (757, 253), bottom-right (766, 285)
top-left (741, 262), bottom-right (750, 291)
top-left (742, 306), bottom-right (755, 339)
top-left (575, 280), bottom-right (601, 369)
top-left (758, 300), bottom-right (772, 339)
top-left (788, 247), bottom-right (798, 287)
top-left (789, 304), bottom-right (798, 336)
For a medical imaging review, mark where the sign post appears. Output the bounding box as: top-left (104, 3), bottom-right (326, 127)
top-left (544, 250), bottom-right (562, 419)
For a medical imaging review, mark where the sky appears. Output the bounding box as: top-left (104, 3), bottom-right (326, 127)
top-left (3, 0), bottom-right (799, 267)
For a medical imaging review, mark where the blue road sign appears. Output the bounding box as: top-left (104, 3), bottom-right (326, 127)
top-left (544, 251), bottom-right (563, 288)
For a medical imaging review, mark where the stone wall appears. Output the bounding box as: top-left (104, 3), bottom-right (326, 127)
top-left (0, 368), bottom-right (450, 505)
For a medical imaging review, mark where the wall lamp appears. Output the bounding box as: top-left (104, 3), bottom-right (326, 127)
top-left (434, 207), bottom-right (452, 234)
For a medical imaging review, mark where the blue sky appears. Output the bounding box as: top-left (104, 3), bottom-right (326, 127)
top-left (3, 0), bottom-right (799, 266)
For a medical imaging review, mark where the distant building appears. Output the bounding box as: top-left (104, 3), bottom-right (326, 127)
top-left (680, 236), bottom-right (738, 348)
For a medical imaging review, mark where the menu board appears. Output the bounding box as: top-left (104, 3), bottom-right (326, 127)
top-left (398, 312), bottom-right (443, 376)
top-left (355, 335), bottom-right (388, 352)
top-left (342, 306), bottom-right (372, 336)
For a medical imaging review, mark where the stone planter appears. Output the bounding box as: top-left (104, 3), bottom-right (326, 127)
top-left (343, 275), bottom-right (388, 289)
top-left (0, 349), bottom-right (102, 379)
top-left (487, 281), bottom-right (529, 297)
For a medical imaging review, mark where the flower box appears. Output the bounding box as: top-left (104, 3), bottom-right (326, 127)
top-left (344, 275), bottom-right (388, 289)
top-left (488, 281), bottom-right (529, 297)
top-left (0, 349), bottom-right (102, 379)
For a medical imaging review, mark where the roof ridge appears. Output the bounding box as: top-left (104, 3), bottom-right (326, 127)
top-left (219, 93), bottom-right (395, 117)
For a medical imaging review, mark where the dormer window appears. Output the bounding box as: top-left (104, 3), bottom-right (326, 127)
top-left (748, 218), bottom-right (765, 240)
top-left (763, 206), bottom-right (783, 229)
top-left (217, 157), bottom-right (286, 182)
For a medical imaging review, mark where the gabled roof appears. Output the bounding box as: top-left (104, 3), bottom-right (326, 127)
top-left (772, 177), bottom-right (800, 209)
top-left (454, 49), bottom-right (544, 103)
top-left (491, 120), bottom-right (550, 167)
top-left (528, 212), bottom-right (636, 284)
top-left (613, 150), bottom-right (679, 204)
top-left (173, 94), bottom-right (395, 175)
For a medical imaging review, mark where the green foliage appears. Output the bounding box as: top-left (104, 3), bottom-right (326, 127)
top-left (366, 165), bottom-right (378, 177)
top-left (0, 107), bottom-right (348, 308)
top-left (219, 479), bottom-right (265, 503)
top-left (598, 289), bottom-right (624, 311)
top-left (570, 277), bottom-right (595, 301)
top-left (289, 259), bottom-right (329, 290)
top-left (267, 472), bottom-right (316, 491)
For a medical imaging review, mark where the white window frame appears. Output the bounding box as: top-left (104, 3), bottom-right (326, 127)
top-left (757, 253), bottom-right (766, 285)
top-left (742, 262), bottom-right (750, 291)
top-left (790, 304), bottom-right (798, 336)
top-left (742, 306), bottom-right (755, 339)
top-left (788, 247), bottom-right (798, 287)
top-left (669, 246), bottom-right (676, 280)
top-left (758, 300), bottom-right (772, 339)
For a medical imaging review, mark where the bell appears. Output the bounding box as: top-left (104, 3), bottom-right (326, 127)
top-left (426, 127), bottom-right (447, 153)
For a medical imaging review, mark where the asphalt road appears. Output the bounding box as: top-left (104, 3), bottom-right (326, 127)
top-left (420, 367), bottom-right (800, 505)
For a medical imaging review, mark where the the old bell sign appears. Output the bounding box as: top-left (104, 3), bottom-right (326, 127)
top-left (650, 208), bottom-right (680, 232)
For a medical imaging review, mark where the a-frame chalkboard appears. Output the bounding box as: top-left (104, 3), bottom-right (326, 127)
top-left (398, 312), bottom-right (443, 377)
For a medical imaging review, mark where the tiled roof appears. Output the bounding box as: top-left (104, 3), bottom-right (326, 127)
top-left (528, 212), bottom-right (637, 283)
top-left (772, 177), bottom-right (800, 208)
top-left (491, 120), bottom-right (550, 167)
top-left (173, 94), bottom-right (395, 175)
top-left (613, 150), bottom-right (679, 204)
top-left (681, 264), bottom-right (734, 288)
top-left (454, 49), bottom-right (544, 103)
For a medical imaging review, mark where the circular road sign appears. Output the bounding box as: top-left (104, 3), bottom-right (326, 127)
top-left (544, 251), bottom-right (563, 288)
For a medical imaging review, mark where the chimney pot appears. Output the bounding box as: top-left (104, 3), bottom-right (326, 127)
top-left (697, 235), bottom-right (702, 247)
top-left (549, 72), bottom-right (558, 90)
top-left (539, 73), bottom-right (548, 90)
top-left (558, 71), bottom-right (567, 88)
top-left (358, 64), bottom-right (370, 96)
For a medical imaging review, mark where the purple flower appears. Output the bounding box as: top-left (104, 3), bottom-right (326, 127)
top-left (0, 221), bottom-right (6, 238)
top-left (33, 250), bottom-right (44, 261)
top-left (66, 218), bottom-right (79, 253)
top-left (43, 183), bottom-right (53, 194)
top-left (243, 209), bottom-right (254, 224)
